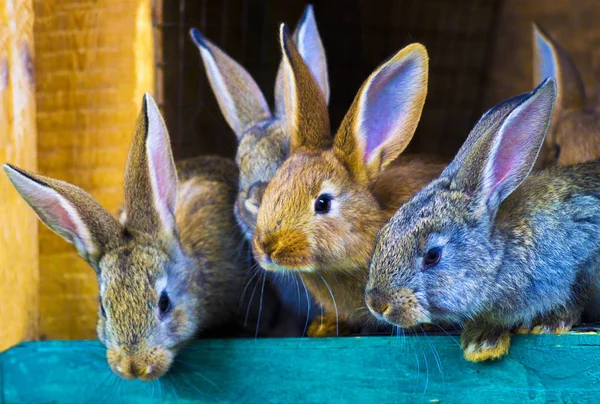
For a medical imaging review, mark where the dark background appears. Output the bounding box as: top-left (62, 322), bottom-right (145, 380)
top-left (154, 0), bottom-right (600, 161)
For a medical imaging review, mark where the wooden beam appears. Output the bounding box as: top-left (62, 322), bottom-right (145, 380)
top-left (32, 0), bottom-right (155, 339)
top-left (0, 0), bottom-right (38, 351)
top-left (3, 335), bottom-right (600, 402)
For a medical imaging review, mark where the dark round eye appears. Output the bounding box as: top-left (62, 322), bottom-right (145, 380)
top-left (553, 144), bottom-right (561, 160)
top-left (314, 193), bottom-right (332, 214)
top-left (99, 297), bottom-right (106, 319)
top-left (158, 291), bottom-right (172, 318)
top-left (423, 247), bottom-right (442, 270)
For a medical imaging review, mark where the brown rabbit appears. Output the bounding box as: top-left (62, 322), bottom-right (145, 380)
top-left (533, 23), bottom-right (600, 167)
top-left (4, 94), bottom-right (254, 381)
top-left (252, 25), bottom-right (446, 337)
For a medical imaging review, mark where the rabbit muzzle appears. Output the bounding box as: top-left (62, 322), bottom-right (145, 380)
top-left (252, 230), bottom-right (313, 272)
top-left (107, 345), bottom-right (174, 381)
top-left (365, 287), bottom-right (429, 328)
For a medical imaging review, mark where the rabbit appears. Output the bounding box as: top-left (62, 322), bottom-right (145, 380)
top-left (533, 23), bottom-right (600, 167)
top-left (190, 5), bottom-right (329, 241)
top-left (189, 5), bottom-right (329, 333)
top-left (366, 78), bottom-right (600, 362)
top-left (3, 94), bottom-right (258, 381)
top-left (251, 24), bottom-right (447, 337)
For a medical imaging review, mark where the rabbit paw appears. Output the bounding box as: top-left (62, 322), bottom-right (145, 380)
top-left (307, 315), bottom-right (352, 337)
top-left (461, 323), bottom-right (510, 362)
top-left (514, 310), bottom-right (579, 335)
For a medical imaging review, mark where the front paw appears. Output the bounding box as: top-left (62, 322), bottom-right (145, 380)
top-left (307, 315), bottom-right (352, 337)
top-left (515, 310), bottom-right (579, 335)
top-left (461, 323), bottom-right (510, 362)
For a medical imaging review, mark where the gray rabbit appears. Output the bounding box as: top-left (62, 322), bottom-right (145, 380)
top-left (190, 5), bottom-right (329, 241)
top-left (190, 5), bottom-right (329, 332)
top-left (366, 78), bottom-right (600, 362)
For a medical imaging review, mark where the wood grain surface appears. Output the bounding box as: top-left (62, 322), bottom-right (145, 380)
top-left (32, 0), bottom-right (154, 339)
top-left (0, 0), bottom-right (39, 351)
top-left (3, 335), bottom-right (600, 403)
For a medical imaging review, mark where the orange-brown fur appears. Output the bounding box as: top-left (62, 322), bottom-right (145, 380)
top-left (253, 27), bottom-right (445, 336)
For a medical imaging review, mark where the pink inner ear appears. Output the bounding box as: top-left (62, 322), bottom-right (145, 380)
top-left (46, 198), bottom-right (79, 237)
top-left (14, 175), bottom-right (82, 242)
top-left (145, 101), bottom-right (178, 220)
top-left (148, 136), bottom-right (177, 215)
top-left (361, 59), bottom-right (421, 163)
top-left (489, 94), bottom-right (544, 197)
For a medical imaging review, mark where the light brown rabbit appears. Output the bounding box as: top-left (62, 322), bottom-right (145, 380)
top-left (4, 94), bottom-right (254, 381)
top-left (533, 23), bottom-right (600, 167)
top-left (252, 25), bottom-right (446, 337)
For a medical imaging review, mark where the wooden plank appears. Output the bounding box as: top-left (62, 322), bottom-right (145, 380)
top-left (32, 0), bottom-right (154, 339)
top-left (3, 335), bottom-right (600, 403)
top-left (0, 0), bottom-right (39, 351)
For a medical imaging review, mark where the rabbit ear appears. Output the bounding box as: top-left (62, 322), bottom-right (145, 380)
top-left (274, 5), bottom-right (330, 117)
top-left (3, 164), bottom-right (122, 270)
top-left (451, 79), bottom-right (556, 216)
top-left (280, 23), bottom-right (331, 153)
top-left (123, 93), bottom-right (179, 238)
top-left (190, 29), bottom-right (272, 140)
top-left (333, 44), bottom-right (428, 184)
top-left (533, 23), bottom-right (585, 111)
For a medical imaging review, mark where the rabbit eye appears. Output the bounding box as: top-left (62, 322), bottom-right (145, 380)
top-left (314, 193), bottom-right (332, 214)
top-left (99, 297), bottom-right (107, 319)
top-left (553, 144), bottom-right (561, 159)
top-left (158, 291), bottom-right (172, 318)
top-left (423, 247), bottom-right (442, 270)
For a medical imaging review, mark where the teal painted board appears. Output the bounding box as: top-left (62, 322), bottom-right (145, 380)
top-left (2, 335), bottom-right (600, 403)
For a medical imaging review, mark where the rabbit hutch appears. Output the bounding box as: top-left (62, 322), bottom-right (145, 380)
top-left (2, 0), bottom-right (600, 402)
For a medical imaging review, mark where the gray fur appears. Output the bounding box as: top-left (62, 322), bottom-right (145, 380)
top-left (367, 78), bottom-right (600, 360)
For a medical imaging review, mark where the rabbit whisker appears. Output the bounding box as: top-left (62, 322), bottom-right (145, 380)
top-left (244, 271), bottom-right (261, 327)
top-left (255, 271), bottom-right (267, 339)
top-left (316, 271), bottom-right (339, 336)
top-left (299, 275), bottom-right (311, 339)
top-left (173, 368), bottom-right (209, 399)
top-left (419, 324), bottom-right (444, 383)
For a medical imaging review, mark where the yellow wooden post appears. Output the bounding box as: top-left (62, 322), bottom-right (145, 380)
top-left (0, 0), bottom-right (39, 350)
top-left (33, 0), bottom-right (154, 339)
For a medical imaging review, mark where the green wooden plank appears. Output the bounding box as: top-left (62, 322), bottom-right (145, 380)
top-left (2, 335), bottom-right (600, 403)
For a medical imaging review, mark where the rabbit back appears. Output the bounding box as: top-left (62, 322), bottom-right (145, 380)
top-left (491, 161), bottom-right (600, 325)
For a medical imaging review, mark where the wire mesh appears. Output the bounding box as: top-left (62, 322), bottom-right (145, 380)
top-left (153, 0), bottom-right (503, 160)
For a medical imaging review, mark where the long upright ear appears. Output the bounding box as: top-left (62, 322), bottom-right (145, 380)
top-left (274, 5), bottom-right (330, 117)
top-left (190, 29), bottom-right (272, 140)
top-left (451, 79), bottom-right (556, 216)
top-left (333, 44), bottom-right (428, 184)
top-left (3, 165), bottom-right (122, 270)
top-left (280, 24), bottom-right (331, 153)
top-left (533, 23), bottom-right (585, 111)
top-left (124, 93), bottom-right (179, 238)
top-left (441, 92), bottom-right (530, 182)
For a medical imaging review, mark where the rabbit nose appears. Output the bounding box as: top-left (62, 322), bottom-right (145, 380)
top-left (255, 233), bottom-right (275, 263)
top-left (365, 289), bottom-right (391, 318)
top-left (115, 356), bottom-right (152, 380)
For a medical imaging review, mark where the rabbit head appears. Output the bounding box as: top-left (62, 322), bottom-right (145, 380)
top-left (253, 25), bottom-right (428, 277)
top-left (190, 5), bottom-right (329, 240)
top-left (533, 23), bottom-right (600, 166)
top-left (366, 80), bottom-right (556, 328)
top-left (4, 95), bottom-right (201, 381)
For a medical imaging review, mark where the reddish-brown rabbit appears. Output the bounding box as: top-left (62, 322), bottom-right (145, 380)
top-left (252, 25), bottom-right (446, 337)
